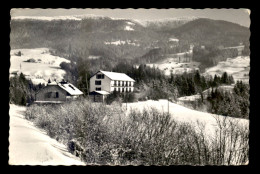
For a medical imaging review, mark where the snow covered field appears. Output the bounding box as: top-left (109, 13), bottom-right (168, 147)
top-left (10, 48), bottom-right (70, 84)
top-left (104, 40), bottom-right (140, 46)
top-left (204, 56), bottom-right (250, 83)
top-left (178, 85), bottom-right (234, 102)
top-left (124, 100), bottom-right (249, 137)
top-left (146, 60), bottom-right (200, 75)
top-left (9, 104), bottom-right (85, 165)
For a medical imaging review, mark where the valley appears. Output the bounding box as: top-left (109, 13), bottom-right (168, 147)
top-left (9, 9), bottom-right (250, 166)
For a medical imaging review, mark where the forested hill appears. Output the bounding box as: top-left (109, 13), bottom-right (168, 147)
top-left (10, 17), bottom-right (163, 60)
top-left (10, 17), bottom-right (250, 68)
top-left (168, 18), bottom-right (250, 47)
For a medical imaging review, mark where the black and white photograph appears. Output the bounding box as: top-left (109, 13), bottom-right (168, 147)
top-left (9, 8), bottom-right (250, 166)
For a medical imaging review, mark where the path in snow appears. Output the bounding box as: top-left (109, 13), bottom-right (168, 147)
top-left (8, 104), bottom-right (85, 165)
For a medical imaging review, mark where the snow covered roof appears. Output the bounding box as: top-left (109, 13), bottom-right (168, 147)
top-left (95, 91), bottom-right (110, 95)
top-left (98, 70), bottom-right (135, 82)
top-left (47, 81), bottom-right (59, 85)
top-left (58, 83), bottom-right (83, 96)
top-left (34, 101), bottom-right (64, 104)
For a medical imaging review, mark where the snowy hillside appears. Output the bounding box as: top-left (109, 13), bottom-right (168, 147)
top-left (134, 16), bottom-right (199, 27)
top-left (204, 56), bottom-right (250, 83)
top-left (124, 100), bottom-right (248, 137)
top-left (12, 14), bottom-right (109, 21)
top-left (10, 48), bottom-right (70, 84)
top-left (146, 57), bottom-right (200, 75)
top-left (178, 85), bottom-right (235, 102)
top-left (104, 40), bottom-right (140, 46)
top-left (9, 104), bottom-right (85, 165)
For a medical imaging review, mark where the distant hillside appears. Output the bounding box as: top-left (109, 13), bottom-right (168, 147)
top-left (169, 18), bottom-right (250, 47)
top-left (10, 17), bottom-right (250, 72)
top-left (10, 17), bottom-right (162, 60)
top-left (138, 17), bottom-right (198, 31)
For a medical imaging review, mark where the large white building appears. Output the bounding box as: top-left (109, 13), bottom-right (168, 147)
top-left (89, 70), bottom-right (135, 102)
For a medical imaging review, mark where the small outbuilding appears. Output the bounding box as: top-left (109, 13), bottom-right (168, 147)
top-left (89, 91), bottom-right (110, 102)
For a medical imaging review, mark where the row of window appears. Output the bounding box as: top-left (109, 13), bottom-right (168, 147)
top-left (95, 87), bottom-right (132, 92)
top-left (95, 80), bottom-right (133, 87)
top-left (114, 87), bottom-right (132, 92)
top-left (113, 81), bottom-right (133, 87)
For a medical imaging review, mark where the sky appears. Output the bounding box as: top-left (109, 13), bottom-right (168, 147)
top-left (11, 8), bottom-right (250, 27)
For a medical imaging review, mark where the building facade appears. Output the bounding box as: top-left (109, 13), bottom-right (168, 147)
top-left (89, 70), bottom-right (135, 93)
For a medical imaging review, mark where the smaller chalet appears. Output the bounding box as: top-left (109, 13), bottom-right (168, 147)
top-left (34, 80), bottom-right (83, 104)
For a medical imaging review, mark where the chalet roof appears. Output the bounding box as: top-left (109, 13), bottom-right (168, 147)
top-left (98, 70), bottom-right (135, 82)
top-left (58, 83), bottom-right (83, 96)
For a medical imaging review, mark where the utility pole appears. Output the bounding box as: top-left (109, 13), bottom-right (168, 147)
top-left (124, 87), bottom-right (127, 110)
top-left (168, 84), bottom-right (169, 115)
top-left (86, 73), bottom-right (89, 99)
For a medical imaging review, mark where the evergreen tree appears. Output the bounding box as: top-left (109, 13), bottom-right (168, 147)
top-left (221, 72), bottom-right (228, 84)
top-left (77, 57), bottom-right (90, 96)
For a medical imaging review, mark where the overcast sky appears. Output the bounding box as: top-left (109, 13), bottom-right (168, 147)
top-left (11, 8), bottom-right (250, 27)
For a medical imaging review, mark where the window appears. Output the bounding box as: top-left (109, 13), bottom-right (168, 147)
top-left (126, 81), bottom-right (128, 86)
top-left (122, 88), bottom-right (124, 92)
top-left (46, 92), bottom-right (52, 98)
top-left (114, 81), bottom-right (117, 86)
top-left (129, 88), bottom-right (131, 92)
top-left (95, 80), bottom-right (101, 85)
top-left (118, 88), bottom-right (121, 92)
top-left (118, 81), bottom-right (121, 86)
top-left (96, 74), bottom-right (104, 79)
top-left (96, 88), bottom-right (101, 91)
top-left (114, 87), bottom-right (116, 91)
top-left (45, 92), bottom-right (59, 98)
top-left (122, 81), bottom-right (125, 86)
top-left (126, 88), bottom-right (128, 92)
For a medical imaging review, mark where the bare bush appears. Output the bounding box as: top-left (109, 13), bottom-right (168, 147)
top-left (25, 100), bottom-right (249, 165)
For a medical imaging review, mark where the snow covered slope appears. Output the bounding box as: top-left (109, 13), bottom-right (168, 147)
top-left (10, 48), bottom-right (70, 84)
top-left (124, 100), bottom-right (248, 137)
top-left (146, 59), bottom-right (200, 75)
top-left (204, 56), bottom-right (250, 83)
top-left (9, 104), bottom-right (85, 165)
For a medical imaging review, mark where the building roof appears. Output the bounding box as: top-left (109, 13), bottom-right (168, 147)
top-left (58, 83), bottom-right (83, 96)
top-left (34, 101), bottom-right (64, 104)
top-left (97, 70), bottom-right (135, 82)
top-left (89, 90), bottom-right (110, 95)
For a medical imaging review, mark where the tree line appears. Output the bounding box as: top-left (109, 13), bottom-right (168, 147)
top-left (9, 73), bottom-right (45, 105)
top-left (207, 81), bottom-right (249, 119)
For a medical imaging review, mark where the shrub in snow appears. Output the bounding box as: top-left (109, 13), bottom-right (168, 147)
top-left (14, 51), bottom-right (22, 56)
top-left (24, 58), bottom-right (36, 63)
top-left (25, 99), bottom-right (249, 165)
